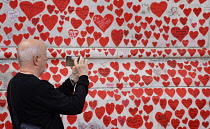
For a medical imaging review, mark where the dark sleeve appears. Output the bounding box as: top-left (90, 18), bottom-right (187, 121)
top-left (34, 75), bottom-right (89, 115)
top-left (56, 78), bottom-right (74, 96)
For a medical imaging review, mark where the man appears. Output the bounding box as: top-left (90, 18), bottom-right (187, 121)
top-left (7, 39), bottom-right (89, 129)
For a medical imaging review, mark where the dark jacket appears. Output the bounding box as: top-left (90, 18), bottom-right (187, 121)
top-left (7, 72), bottom-right (89, 129)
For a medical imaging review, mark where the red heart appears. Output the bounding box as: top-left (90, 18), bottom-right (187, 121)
top-left (165, 88), bottom-right (175, 97)
top-left (129, 107), bottom-right (138, 116)
top-left (54, 36), bottom-right (63, 46)
top-left (71, 18), bottom-right (82, 29)
top-left (155, 111), bottom-right (172, 128)
top-left (143, 105), bottom-right (153, 114)
top-left (198, 74), bottom-right (209, 86)
top-left (132, 88), bottom-right (143, 98)
top-left (20, 1), bottom-right (45, 20)
top-left (182, 98), bottom-right (192, 109)
top-left (200, 110), bottom-right (209, 120)
top-left (99, 37), bottom-right (109, 47)
top-left (95, 106), bottom-right (105, 119)
top-left (93, 14), bottom-right (114, 32)
top-left (171, 25), bottom-right (189, 41)
top-left (40, 32), bottom-right (50, 41)
top-left (0, 64), bottom-right (9, 73)
top-left (52, 74), bottom-right (61, 82)
top-left (98, 90), bottom-right (106, 100)
top-left (188, 119), bottom-right (200, 129)
top-left (110, 62), bottom-right (119, 71)
top-left (83, 111), bottom-right (93, 123)
top-left (171, 119), bottom-right (180, 129)
top-left (76, 6), bottom-right (89, 20)
top-left (197, 39), bottom-right (206, 47)
top-left (129, 74), bottom-right (140, 84)
top-left (188, 108), bottom-right (198, 119)
top-left (113, 0), bottom-right (124, 8)
top-left (115, 104), bottom-right (124, 114)
top-left (142, 76), bottom-right (153, 85)
top-left (40, 72), bottom-right (51, 81)
top-left (195, 99), bottom-right (206, 110)
top-left (126, 115), bottom-right (143, 128)
top-left (74, 0), bottom-right (82, 5)
top-left (47, 5), bottom-right (55, 14)
top-left (160, 98), bottom-right (167, 109)
top-left (176, 88), bottom-right (186, 98)
top-left (168, 99), bottom-right (179, 110)
top-left (0, 13), bottom-right (6, 23)
top-left (150, 1), bottom-right (167, 17)
top-left (175, 109), bottom-right (185, 119)
top-left (42, 14), bottom-right (58, 31)
top-left (59, 68), bottom-right (68, 76)
top-left (0, 99), bottom-right (6, 107)
top-left (67, 115), bottom-right (77, 125)
top-left (118, 116), bottom-right (126, 126)
top-left (199, 26), bottom-right (209, 36)
top-left (103, 115), bottom-right (111, 127)
top-left (193, 7), bottom-right (202, 17)
top-left (111, 29), bottom-right (123, 47)
top-left (105, 103), bottom-right (115, 115)
top-left (53, 0), bottom-right (69, 13)
top-left (202, 88), bottom-right (210, 97)
top-left (189, 31), bottom-right (198, 40)
top-left (98, 68), bottom-right (110, 77)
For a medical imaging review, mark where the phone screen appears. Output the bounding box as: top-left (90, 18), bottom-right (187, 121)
top-left (66, 56), bottom-right (75, 66)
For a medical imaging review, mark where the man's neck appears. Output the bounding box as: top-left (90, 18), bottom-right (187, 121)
top-left (19, 68), bottom-right (39, 78)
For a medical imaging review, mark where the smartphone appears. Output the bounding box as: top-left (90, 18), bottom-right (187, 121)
top-left (66, 56), bottom-right (77, 66)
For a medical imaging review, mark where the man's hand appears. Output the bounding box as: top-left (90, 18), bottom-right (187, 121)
top-left (74, 56), bottom-right (88, 77)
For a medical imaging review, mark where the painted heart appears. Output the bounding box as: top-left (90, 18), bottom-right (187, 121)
top-left (175, 109), bottom-right (185, 119)
top-left (8, 9), bottom-right (19, 23)
top-left (20, 1), bottom-right (45, 20)
top-left (118, 116), bottom-right (126, 126)
top-left (42, 14), bottom-right (58, 31)
top-left (111, 29), bottom-right (123, 47)
top-left (188, 108), bottom-right (198, 119)
top-left (182, 98), bottom-right (192, 109)
top-left (198, 74), bottom-right (209, 86)
top-left (76, 6), bottom-right (89, 20)
top-left (67, 115), bottom-right (77, 125)
top-left (126, 115), bottom-right (143, 128)
top-left (95, 106), bottom-right (105, 119)
top-left (103, 115), bottom-right (111, 127)
top-left (89, 100), bottom-right (97, 110)
top-left (93, 14), bottom-right (114, 32)
top-left (132, 88), bottom-right (143, 98)
top-left (150, 1), bottom-right (168, 17)
top-left (171, 25), bottom-right (189, 41)
top-left (53, 0), bottom-right (69, 13)
top-left (155, 111), bottom-right (172, 128)
top-left (195, 99), bottom-right (206, 110)
top-left (83, 111), bottom-right (93, 123)
top-left (188, 120), bottom-right (200, 129)
top-left (98, 68), bottom-right (110, 77)
top-left (142, 76), bottom-right (153, 85)
top-left (97, 90), bottom-right (106, 100)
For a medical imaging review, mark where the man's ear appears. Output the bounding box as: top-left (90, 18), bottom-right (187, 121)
top-left (33, 55), bottom-right (39, 66)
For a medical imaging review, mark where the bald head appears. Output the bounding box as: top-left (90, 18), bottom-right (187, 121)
top-left (18, 39), bottom-right (46, 67)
